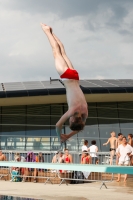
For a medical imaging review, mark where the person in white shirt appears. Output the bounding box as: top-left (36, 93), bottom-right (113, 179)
top-left (82, 140), bottom-right (88, 152)
top-left (116, 136), bottom-right (133, 182)
top-left (88, 140), bottom-right (98, 164)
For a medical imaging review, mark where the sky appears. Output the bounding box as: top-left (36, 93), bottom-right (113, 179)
top-left (0, 0), bottom-right (133, 83)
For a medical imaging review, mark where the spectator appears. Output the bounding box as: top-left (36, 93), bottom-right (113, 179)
top-left (81, 150), bottom-right (91, 164)
top-left (36, 152), bottom-right (45, 172)
top-left (128, 134), bottom-right (133, 165)
top-left (62, 149), bottom-right (72, 173)
top-left (103, 131), bottom-right (117, 165)
top-left (82, 140), bottom-right (88, 152)
top-left (36, 152), bottom-right (44, 162)
top-left (128, 134), bottom-right (133, 147)
top-left (51, 151), bottom-right (64, 173)
top-left (117, 133), bottom-right (123, 147)
top-left (116, 136), bottom-right (133, 182)
top-left (88, 140), bottom-right (98, 164)
top-left (58, 151), bottom-right (64, 163)
top-left (0, 150), bottom-right (6, 161)
top-left (22, 152), bottom-right (37, 183)
top-left (81, 150), bottom-right (91, 179)
top-left (14, 153), bottom-right (21, 162)
top-left (116, 133), bottom-right (123, 165)
top-left (52, 151), bottom-right (59, 163)
top-left (10, 153), bottom-right (22, 182)
top-left (58, 152), bottom-right (64, 173)
top-left (63, 148), bottom-right (72, 163)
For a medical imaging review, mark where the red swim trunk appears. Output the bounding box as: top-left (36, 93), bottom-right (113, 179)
top-left (60, 68), bottom-right (79, 80)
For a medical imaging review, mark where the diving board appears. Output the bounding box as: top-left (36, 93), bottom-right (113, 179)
top-left (1, 161), bottom-right (133, 174)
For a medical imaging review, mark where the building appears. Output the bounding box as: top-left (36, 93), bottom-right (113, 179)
top-left (0, 79), bottom-right (133, 152)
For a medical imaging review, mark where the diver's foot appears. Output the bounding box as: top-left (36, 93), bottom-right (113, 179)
top-left (116, 179), bottom-right (120, 182)
top-left (41, 23), bottom-right (52, 33)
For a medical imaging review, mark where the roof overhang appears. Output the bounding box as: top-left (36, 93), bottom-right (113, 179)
top-left (1, 79), bottom-right (133, 106)
top-left (0, 93), bottom-right (133, 106)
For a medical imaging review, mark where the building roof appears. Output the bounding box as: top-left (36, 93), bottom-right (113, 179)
top-left (0, 79), bottom-right (133, 106)
top-left (0, 79), bottom-right (133, 98)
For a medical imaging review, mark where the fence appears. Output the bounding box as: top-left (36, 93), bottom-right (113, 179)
top-left (1, 150), bottom-right (113, 164)
top-left (1, 150), bottom-right (132, 189)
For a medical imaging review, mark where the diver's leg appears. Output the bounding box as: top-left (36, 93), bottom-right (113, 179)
top-left (53, 33), bottom-right (74, 70)
top-left (41, 24), bottom-right (68, 75)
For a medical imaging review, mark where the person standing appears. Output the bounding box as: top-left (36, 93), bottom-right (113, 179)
top-left (117, 133), bottom-right (123, 147)
top-left (116, 133), bottom-right (123, 165)
top-left (128, 134), bottom-right (133, 165)
top-left (22, 152), bottom-right (37, 183)
top-left (88, 140), bottom-right (98, 164)
top-left (82, 140), bottom-right (88, 152)
top-left (116, 136), bottom-right (133, 182)
top-left (103, 131), bottom-right (117, 165)
top-left (128, 134), bottom-right (133, 147)
top-left (0, 150), bottom-right (6, 161)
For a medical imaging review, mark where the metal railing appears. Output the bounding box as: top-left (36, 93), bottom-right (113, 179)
top-left (0, 150), bottom-right (115, 188)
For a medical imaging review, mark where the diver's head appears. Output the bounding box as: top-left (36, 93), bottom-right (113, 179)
top-left (69, 115), bottom-right (85, 131)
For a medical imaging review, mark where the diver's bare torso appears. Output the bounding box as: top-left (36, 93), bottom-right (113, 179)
top-left (63, 79), bottom-right (88, 115)
top-left (109, 137), bottom-right (117, 149)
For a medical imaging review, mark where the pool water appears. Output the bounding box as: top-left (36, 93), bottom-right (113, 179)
top-left (0, 196), bottom-right (42, 200)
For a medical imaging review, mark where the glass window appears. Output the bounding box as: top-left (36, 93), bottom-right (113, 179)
top-left (51, 128), bottom-right (56, 136)
top-left (88, 107), bottom-right (97, 118)
top-left (27, 105), bottom-right (50, 115)
top-left (86, 118), bottom-right (98, 126)
top-left (88, 103), bottom-right (96, 107)
top-left (27, 116), bottom-right (50, 125)
top-left (66, 138), bottom-right (78, 151)
top-left (51, 137), bottom-right (63, 151)
top-left (97, 102), bottom-right (117, 108)
top-left (26, 126), bottom-right (50, 136)
top-left (118, 102), bottom-right (133, 109)
top-left (2, 115), bottom-right (25, 125)
top-left (119, 120), bottom-right (133, 128)
top-left (98, 118), bottom-right (119, 127)
top-left (40, 137), bottom-right (50, 151)
top-left (65, 126), bottom-right (78, 151)
top-left (1, 106), bottom-right (26, 125)
top-left (2, 125), bottom-right (25, 136)
top-left (51, 116), bottom-right (61, 125)
top-left (25, 137), bottom-right (50, 151)
top-left (51, 105), bottom-right (63, 115)
top-left (99, 127), bottom-right (120, 139)
top-left (97, 108), bottom-right (118, 118)
top-left (118, 109), bottom-right (133, 119)
top-left (100, 139), bottom-right (110, 152)
top-left (51, 127), bottom-right (65, 136)
top-left (120, 129), bottom-right (133, 137)
top-left (2, 105), bottom-right (26, 114)
top-left (0, 136), bottom-right (25, 151)
top-left (0, 107), bottom-right (1, 123)
top-left (64, 104), bottom-right (68, 113)
top-left (82, 126), bottom-right (99, 138)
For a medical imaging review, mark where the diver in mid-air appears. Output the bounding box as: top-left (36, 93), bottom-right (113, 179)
top-left (41, 23), bottom-right (88, 143)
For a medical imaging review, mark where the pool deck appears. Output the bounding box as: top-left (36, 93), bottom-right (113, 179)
top-left (0, 180), bottom-right (133, 200)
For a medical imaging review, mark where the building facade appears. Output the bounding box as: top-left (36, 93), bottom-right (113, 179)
top-left (0, 79), bottom-right (133, 152)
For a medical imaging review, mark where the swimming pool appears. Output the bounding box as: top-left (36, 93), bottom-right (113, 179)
top-left (0, 196), bottom-right (42, 200)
